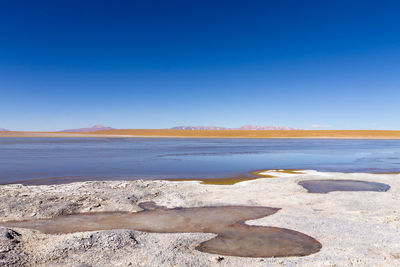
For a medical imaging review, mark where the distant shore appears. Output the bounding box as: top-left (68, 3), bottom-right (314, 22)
top-left (2, 129), bottom-right (400, 139)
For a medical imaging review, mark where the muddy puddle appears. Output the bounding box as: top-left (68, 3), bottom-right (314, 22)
top-left (299, 179), bottom-right (390, 193)
top-left (1, 202), bottom-right (321, 258)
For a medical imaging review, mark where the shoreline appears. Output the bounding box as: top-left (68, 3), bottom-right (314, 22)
top-left (6, 169), bottom-right (400, 186)
top-left (2, 129), bottom-right (400, 139)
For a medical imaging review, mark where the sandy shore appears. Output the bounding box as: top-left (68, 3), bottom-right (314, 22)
top-left (0, 170), bottom-right (399, 266)
top-left (2, 129), bottom-right (400, 139)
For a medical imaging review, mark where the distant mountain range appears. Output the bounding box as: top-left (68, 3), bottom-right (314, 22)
top-left (171, 125), bottom-right (297, 130)
top-left (60, 125), bottom-right (115, 132)
top-left (171, 126), bottom-right (226, 130)
top-left (1, 125), bottom-right (297, 132)
top-left (237, 125), bottom-right (297, 130)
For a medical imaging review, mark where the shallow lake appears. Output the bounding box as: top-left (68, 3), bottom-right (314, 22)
top-left (1, 137), bottom-right (400, 184)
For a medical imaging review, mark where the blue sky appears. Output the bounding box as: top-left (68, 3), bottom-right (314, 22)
top-left (1, 0), bottom-right (400, 131)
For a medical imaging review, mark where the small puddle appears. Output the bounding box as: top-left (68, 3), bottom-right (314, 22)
top-left (0, 202), bottom-right (321, 258)
top-left (299, 179), bottom-right (391, 194)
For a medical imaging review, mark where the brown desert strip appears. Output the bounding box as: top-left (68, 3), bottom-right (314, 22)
top-left (2, 129), bottom-right (400, 139)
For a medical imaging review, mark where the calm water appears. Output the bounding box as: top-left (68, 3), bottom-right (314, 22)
top-left (1, 138), bottom-right (400, 184)
top-left (1, 202), bottom-right (321, 257)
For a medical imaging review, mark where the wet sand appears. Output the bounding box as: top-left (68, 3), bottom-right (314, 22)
top-left (0, 170), bottom-right (399, 266)
top-left (3, 129), bottom-right (400, 139)
top-left (168, 169), bottom-right (305, 185)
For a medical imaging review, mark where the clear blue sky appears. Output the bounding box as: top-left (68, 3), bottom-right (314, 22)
top-left (1, 0), bottom-right (399, 131)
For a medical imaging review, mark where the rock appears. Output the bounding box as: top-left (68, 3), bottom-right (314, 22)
top-left (215, 256), bottom-right (224, 262)
top-left (48, 230), bottom-right (138, 256)
top-left (0, 227), bottom-right (26, 266)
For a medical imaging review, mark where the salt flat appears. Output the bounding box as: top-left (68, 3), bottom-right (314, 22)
top-left (1, 170), bottom-right (399, 266)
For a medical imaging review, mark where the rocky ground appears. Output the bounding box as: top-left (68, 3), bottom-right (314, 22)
top-left (0, 170), bottom-right (399, 266)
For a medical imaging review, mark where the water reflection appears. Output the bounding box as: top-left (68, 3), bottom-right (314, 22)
top-left (1, 138), bottom-right (400, 184)
top-left (298, 179), bottom-right (391, 193)
top-left (0, 202), bottom-right (322, 258)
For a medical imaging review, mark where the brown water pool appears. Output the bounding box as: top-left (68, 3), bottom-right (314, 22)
top-left (1, 202), bottom-right (321, 258)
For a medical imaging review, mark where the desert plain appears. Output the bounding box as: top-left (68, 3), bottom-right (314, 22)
top-left (2, 129), bottom-right (400, 139)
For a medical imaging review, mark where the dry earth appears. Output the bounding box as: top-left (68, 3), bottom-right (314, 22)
top-left (3, 129), bottom-right (400, 139)
top-left (0, 170), bottom-right (399, 266)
